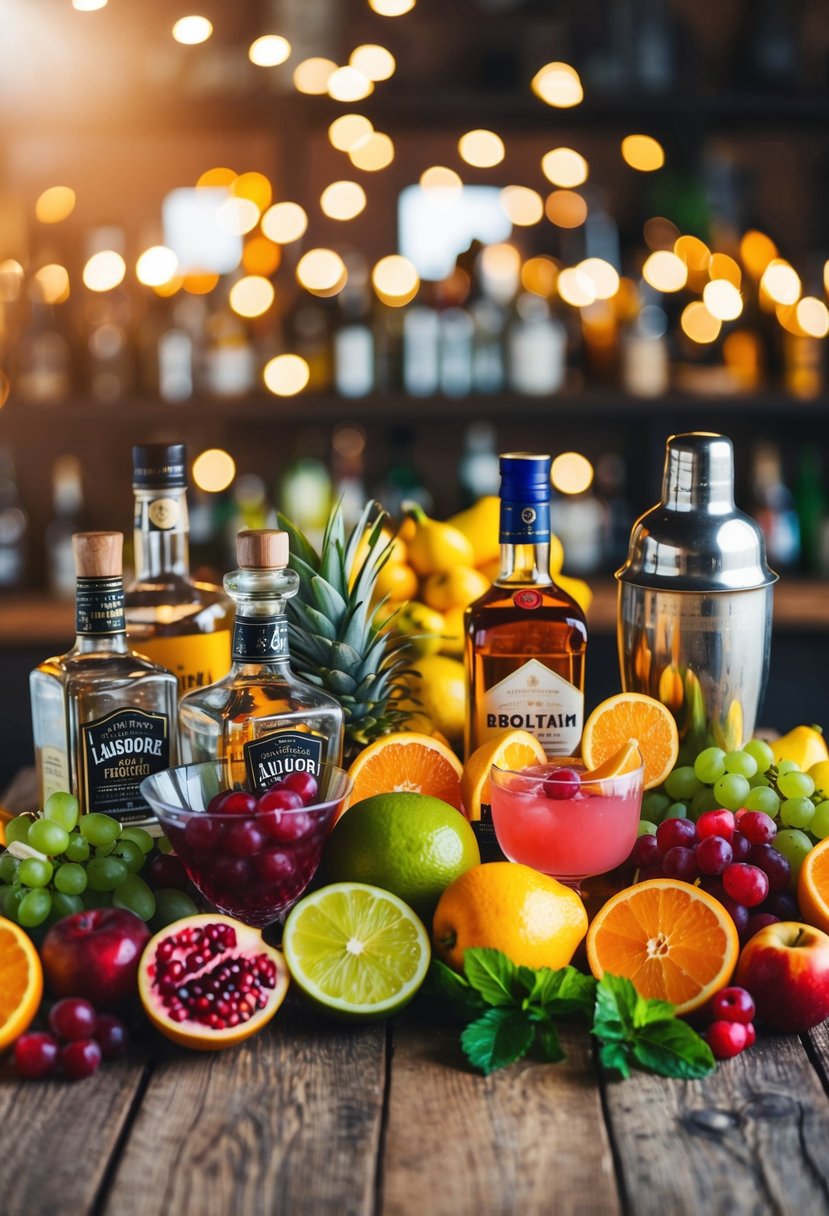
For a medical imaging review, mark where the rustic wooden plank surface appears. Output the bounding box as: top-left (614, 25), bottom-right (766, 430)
top-left (602, 1030), bottom-right (829, 1215)
top-left (380, 1017), bottom-right (621, 1216)
top-left (101, 1004), bottom-right (387, 1216)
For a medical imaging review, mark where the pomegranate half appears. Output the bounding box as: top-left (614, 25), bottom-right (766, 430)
top-left (138, 914), bottom-right (288, 1050)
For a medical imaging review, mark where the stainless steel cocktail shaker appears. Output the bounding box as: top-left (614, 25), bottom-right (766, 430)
top-left (617, 432), bottom-right (777, 756)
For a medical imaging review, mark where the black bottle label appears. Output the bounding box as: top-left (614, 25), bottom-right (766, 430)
top-left (243, 730), bottom-right (324, 794)
top-left (232, 616), bottom-right (288, 663)
top-left (76, 577), bottom-right (126, 636)
top-left (81, 708), bottom-right (170, 822)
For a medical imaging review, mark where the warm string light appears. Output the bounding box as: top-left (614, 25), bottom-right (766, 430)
top-left (643, 250), bottom-right (688, 292)
top-left (369, 0), bottom-right (416, 15)
top-left (35, 186), bottom-right (76, 224)
top-left (349, 132), bottom-right (394, 171)
top-left (249, 36), bottom-right (291, 67)
top-left (458, 129), bottom-right (505, 168)
top-left (83, 251), bottom-right (126, 292)
top-left (136, 246), bottom-right (178, 287)
top-left (545, 190), bottom-right (587, 228)
top-left (541, 148), bottom-right (588, 188)
top-left (33, 264), bottom-right (70, 304)
top-left (552, 452), bottom-right (593, 494)
top-left (320, 181), bottom-right (367, 221)
top-left (262, 202), bottom-right (308, 243)
top-left (172, 16), bottom-right (213, 45)
top-left (329, 114), bottom-right (374, 152)
top-left (263, 354), bottom-right (310, 396)
top-left (499, 186), bottom-right (543, 226)
top-left (420, 166), bottom-right (462, 192)
top-left (372, 255), bottom-right (419, 305)
top-left (327, 66), bottom-right (374, 102)
top-left (296, 249), bottom-right (348, 297)
top-left (193, 449), bottom-right (236, 492)
top-left (349, 45), bottom-right (396, 81)
top-left (229, 276), bottom-right (275, 318)
top-left (621, 135), bottom-right (665, 172)
top-left (293, 58), bottom-right (337, 95)
top-left (531, 62), bottom-right (583, 108)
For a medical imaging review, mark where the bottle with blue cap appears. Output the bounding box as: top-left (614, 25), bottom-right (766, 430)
top-left (465, 451), bottom-right (588, 781)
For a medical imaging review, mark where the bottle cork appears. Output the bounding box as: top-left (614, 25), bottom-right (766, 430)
top-left (237, 529), bottom-right (289, 569)
top-left (73, 532), bottom-right (124, 578)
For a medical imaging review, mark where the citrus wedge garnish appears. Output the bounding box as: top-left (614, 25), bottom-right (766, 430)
top-left (586, 878), bottom-right (739, 1015)
top-left (282, 882), bottom-right (430, 1020)
top-left (461, 729), bottom-right (547, 820)
top-left (581, 692), bottom-right (679, 790)
top-left (581, 739), bottom-right (643, 781)
top-left (798, 836), bottom-right (829, 935)
top-left (344, 732), bottom-right (463, 815)
top-left (0, 915), bottom-right (43, 1051)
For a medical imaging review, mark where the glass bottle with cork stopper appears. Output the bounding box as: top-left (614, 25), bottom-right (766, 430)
top-left (178, 529), bottom-right (344, 791)
top-left (30, 531), bottom-right (178, 830)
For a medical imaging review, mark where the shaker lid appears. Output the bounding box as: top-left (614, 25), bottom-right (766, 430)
top-left (616, 431), bottom-right (778, 592)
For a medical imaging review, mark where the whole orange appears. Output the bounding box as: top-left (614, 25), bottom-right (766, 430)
top-left (432, 862), bottom-right (588, 972)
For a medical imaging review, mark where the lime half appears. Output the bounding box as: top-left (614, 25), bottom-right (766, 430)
top-left (282, 882), bottom-right (431, 1020)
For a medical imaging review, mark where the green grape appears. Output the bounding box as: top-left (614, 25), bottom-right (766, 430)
top-left (0, 883), bottom-right (23, 919)
top-left (150, 888), bottom-right (199, 930)
top-left (113, 875), bottom-right (156, 922)
top-left (694, 747), bottom-right (726, 785)
top-left (664, 766), bottom-right (704, 801)
top-left (121, 827), bottom-right (154, 855)
top-left (28, 819), bottom-right (70, 856)
top-left (811, 803), bottom-right (829, 840)
top-left (713, 773), bottom-right (751, 812)
top-left (81, 888), bottom-right (112, 909)
top-left (663, 802), bottom-right (690, 820)
top-left (64, 833), bottom-right (90, 862)
top-left (17, 888), bottom-right (53, 928)
top-left (112, 839), bottom-right (144, 875)
top-left (18, 858), bottom-right (53, 889)
top-left (54, 862), bottom-right (88, 896)
top-left (778, 770), bottom-right (816, 800)
top-left (5, 816), bottom-right (32, 846)
top-left (748, 772), bottom-right (771, 789)
top-left (775, 828), bottom-right (812, 878)
top-left (744, 786), bottom-right (781, 816)
top-left (43, 791), bottom-right (79, 832)
top-left (86, 856), bottom-right (129, 892)
top-left (637, 819), bottom-right (658, 837)
top-left (724, 750), bottom-right (758, 779)
top-left (642, 791), bottom-right (671, 821)
top-left (156, 834), bottom-right (175, 855)
top-left (80, 812), bottom-right (121, 847)
top-left (0, 852), bottom-right (18, 883)
top-left (780, 797), bottom-right (815, 830)
top-left (689, 787), bottom-right (722, 820)
top-left (51, 891), bottom-right (84, 919)
top-left (777, 759), bottom-right (800, 776)
top-left (743, 738), bottom-right (774, 772)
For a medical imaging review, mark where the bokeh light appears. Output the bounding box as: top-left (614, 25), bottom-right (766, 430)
top-left (708, 253), bottom-right (741, 287)
top-left (796, 297), bottom-right (829, 339)
top-left (521, 256), bottom-right (559, 298)
top-left (172, 16), bottom-right (213, 45)
top-left (33, 264), bottom-right (70, 304)
top-left (136, 246), bottom-right (178, 287)
top-left (297, 248), bottom-right (348, 296)
top-left (197, 167), bottom-right (237, 189)
top-left (232, 172), bottom-right (272, 212)
top-left (320, 181), bottom-right (367, 221)
top-left (349, 45), bottom-right (396, 81)
top-left (557, 266), bottom-right (596, 307)
top-left (545, 190), bottom-right (587, 228)
top-left (531, 62), bottom-right (583, 108)
top-left (73, 0), bottom-right (108, 9)
top-left (327, 66), bottom-right (374, 102)
top-left (642, 250), bottom-right (687, 292)
top-left (674, 235), bottom-right (710, 272)
top-left (264, 354), bottom-right (310, 396)
top-left (420, 165), bottom-right (462, 192)
top-left (83, 251), bottom-right (126, 292)
top-left (458, 130), bottom-right (505, 168)
top-left (552, 452), bottom-right (593, 494)
top-left (262, 202), bottom-right (308, 244)
top-left (643, 216), bottom-right (680, 251)
top-left (703, 279), bottom-right (743, 321)
top-left (243, 237), bottom-right (281, 276)
top-left (369, 0), bottom-right (415, 14)
top-left (372, 255), bottom-right (420, 306)
top-left (182, 273), bottom-right (219, 295)
top-left (681, 301), bottom-right (721, 343)
top-left (349, 132), bottom-right (394, 171)
top-left (229, 276), bottom-right (275, 318)
top-left (499, 185), bottom-right (543, 226)
top-left (761, 259), bottom-right (801, 306)
top-left (741, 230), bottom-right (778, 279)
top-left (541, 148), bottom-right (588, 188)
top-left (329, 114), bottom-right (374, 152)
top-left (249, 35), bottom-right (291, 67)
top-left (621, 135), bottom-right (665, 171)
top-left (217, 197), bottom-right (260, 236)
top-left (293, 57), bottom-right (337, 95)
top-left (35, 186), bottom-right (76, 224)
top-left (480, 244), bottom-right (521, 300)
top-left (577, 258), bottom-right (620, 300)
top-left (193, 449), bottom-right (236, 493)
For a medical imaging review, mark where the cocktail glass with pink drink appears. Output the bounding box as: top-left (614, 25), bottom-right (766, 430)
top-left (489, 756), bottom-right (644, 891)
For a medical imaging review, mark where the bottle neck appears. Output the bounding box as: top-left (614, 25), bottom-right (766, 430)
top-left (74, 575), bottom-right (129, 650)
top-left (496, 496), bottom-right (552, 585)
top-left (133, 486), bottom-right (190, 580)
top-left (225, 566), bottom-right (299, 668)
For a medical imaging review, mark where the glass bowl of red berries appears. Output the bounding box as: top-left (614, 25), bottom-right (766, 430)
top-left (140, 762), bottom-right (353, 927)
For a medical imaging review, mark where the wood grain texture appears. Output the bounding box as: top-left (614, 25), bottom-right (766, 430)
top-left (603, 1031), bottom-right (829, 1215)
top-left (102, 1003), bottom-right (386, 1216)
top-left (380, 1017), bottom-right (621, 1216)
top-left (0, 1056), bottom-right (149, 1216)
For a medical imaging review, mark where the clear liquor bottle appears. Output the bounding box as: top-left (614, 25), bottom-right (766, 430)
top-left (125, 443), bottom-right (232, 696)
top-left (465, 453), bottom-right (588, 760)
top-left (30, 532), bottom-right (178, 830)
top-left (178, 530), bottom-right (344, 791)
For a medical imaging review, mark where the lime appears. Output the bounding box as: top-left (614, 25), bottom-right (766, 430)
top-left (323, 791), bottom-right (480, 920)
top-left (282, 882), bottom-right (430, 1020)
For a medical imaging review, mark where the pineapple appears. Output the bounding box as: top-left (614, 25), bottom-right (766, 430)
top-left (277, 500), bottom-right (414, 756)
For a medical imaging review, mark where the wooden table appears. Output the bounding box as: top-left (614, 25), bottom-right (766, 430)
top-left (4, 772), bottom-right (829, 1216)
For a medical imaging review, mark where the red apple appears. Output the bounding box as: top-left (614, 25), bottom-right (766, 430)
top-left (734, 921), bottom-right (829, 1033)
top-left (41, 908), bottom-right (150, 1010)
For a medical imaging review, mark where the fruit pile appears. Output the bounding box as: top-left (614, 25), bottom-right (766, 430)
top-left (15, 997), bottom-right (128, 1081)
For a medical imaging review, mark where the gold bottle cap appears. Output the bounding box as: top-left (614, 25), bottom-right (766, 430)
top-left (73, 532), bottom-right (123, 579)
top-left (236, 529), bottom-right (289, 570)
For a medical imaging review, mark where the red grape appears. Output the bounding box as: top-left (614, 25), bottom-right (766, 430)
top-left (718, 893), bottom-right (749, 935)
top-left (14, 1032), bottom-right (60, 1079)
top-left (48, 997), bottom-right (97, 1042)
top-left (697, 809), bottom-right (735, 842)
top-left (631, 834), bottom-right (661, 869)
top-left (744, 912), bottom-right (780, 942)
top-left (730, 831), bottom-right (751, 862)
top-left (765, 890), bottom-right (800, 920)
top-left (257, 788), bottom-right (303, 813)
top-left (656, 817), bottom-right (697, 854)
top-left (543, 767), bottom-right (580, 800)
top-left (61, 1038), bottom-right (102, 1081)
top-left (282, 772), bottom-right (319, 805)
top-left (695, 835), bottom-right (733, 876)
top-left (736, 811), bottom-right (777, 845)
top-left (722, 863), bottom-right (769, 908)
top-left (662, 846), bottom-right (697, 880)
top-left (94, 1014), bottom-right (129, 1061)
top-left (747, 844), bottom-right (791, 891)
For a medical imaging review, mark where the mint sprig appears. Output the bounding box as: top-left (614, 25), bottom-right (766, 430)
top-left (428, 950), bottom-right (715, 1081)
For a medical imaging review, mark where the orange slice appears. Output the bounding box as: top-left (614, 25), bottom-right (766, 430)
top-left (0, 915), bottom-right (43, 1051)
top-left (798, 837), bottom-right (829, 934)
top-left (461, 729), bottom-right (547, 821)
top-left (586, 878), bottom-right (739, 1015)
top-left (344, 732), bottom-right (464, 816)
top-left (582, 739), bottom-right (642, 781)
top-left (581, 692), bottom-right (679, 791)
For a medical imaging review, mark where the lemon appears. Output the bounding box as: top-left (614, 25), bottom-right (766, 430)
top-left (283, 882), bottom-right (431, 1020)
top-left (422, 565), bottom-right (489, 613)
top-left (439, 605), bottom-right (465, 657)
top-left (323, 791), bottom-right (480, 920)
top-left (402, 654), bottom-right (466, 746)
top-left (394, 601), bottom-right (445, 658)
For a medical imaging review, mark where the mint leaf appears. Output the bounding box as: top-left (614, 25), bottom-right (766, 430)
top-left (534, 1018), bottom-right (565, 1063)
top-left (600, 1040), bottom-right (632, 1079)
top-left (593, 973), bottom-right (638, 1041)
top-left (461, 1008), bottom-right (535, 1075)
top-left (463, 948), bottom-right (519, 1007)
top-left (631, 1020), bottom-right (716, 1080)
top-left (633, 996), bottom-right (676, 1028)
top-left (427, 960), bottom-right (487, 1018)
top-left (528, 966), bottom-right (597, 1019)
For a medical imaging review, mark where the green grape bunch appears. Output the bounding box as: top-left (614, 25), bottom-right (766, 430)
top-left (0, 792), bottom-right (157, 930)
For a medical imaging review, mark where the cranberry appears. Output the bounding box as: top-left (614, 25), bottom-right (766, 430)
top-left (697, 809), bottom-right (736, 842)
top-left (656, 817), bottom-right (697, 854)
top-left (542, 767), bottom-right (580, 800)
top-left (261, 810), bottom-right (315, 844)
top-left (145, 852), bottom-right (189, 891)
top-left (14, 1032), bottom-right (60, 1078)
top-left (744, 1022), bottom-right (757, 1048)
top-left (48, 997), bottom-right (97, 1042)
top-left (253, 847), bottom-right (297, 883)
top-left (257, 789), bottom-right (303, 814)
top-left (94, 1014), bottom-right (129, 1061)
top-left (217, 791), bottom-right (257, 816)
top-left (706, 1020), bottom-right (749, 1060)
top-left (185, 815), bottom-right (224, 852)
top-left (282, 772), bottom-right (319, 805)
top-left (211, 855), bottom-right (252, 889)
top-left (709, 986), bottom-right (755, 1025)
top-left (61, 1038), bottom-right (103, 1081)
top-left (224, 821), bottom-right (264, 858)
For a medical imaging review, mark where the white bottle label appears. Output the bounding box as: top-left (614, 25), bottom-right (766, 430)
top-left (479, 659), bottom-right (583, 755)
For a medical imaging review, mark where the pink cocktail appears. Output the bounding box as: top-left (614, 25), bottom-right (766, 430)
top-left (489, 758), bottom-right (644, 889)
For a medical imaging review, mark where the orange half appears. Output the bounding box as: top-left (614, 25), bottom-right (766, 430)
top-left (0, 916), bottom-right (43, 1051)
top-left (345, 732), bottom-right (464, 816)
top-left (586, 878), bottom-right (739, 1014)
top-left (798, 836), bottom-right (829, 934)
top-left (461, 729), bottom-right (547, 820)
top-left (581, 692), bottom-right (679, 790)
